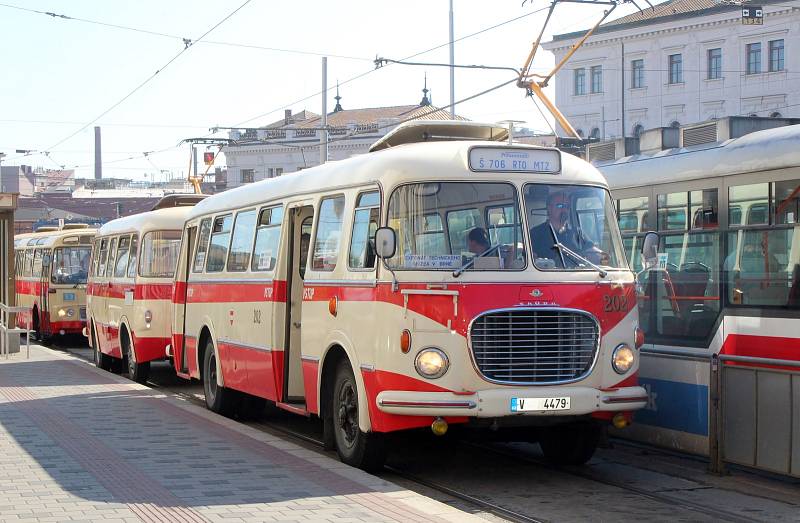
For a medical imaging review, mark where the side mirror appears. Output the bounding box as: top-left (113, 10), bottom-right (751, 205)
top-left (640, 231), bottom-right (660, 267)
top-left (374, 227), bottom-right (397, 259)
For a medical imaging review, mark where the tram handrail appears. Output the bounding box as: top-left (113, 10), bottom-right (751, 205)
top-left (0, 303), bottom-right (31, 359)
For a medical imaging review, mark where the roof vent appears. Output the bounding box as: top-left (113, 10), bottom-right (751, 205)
top-left (682, 122), bottom-right (717, 147)
top-left (152, 193), bottom-right (207, 210)
top-left (61, 223), bottom-right (90, 230)
top-left (586, 141), bottom-right (616, 162)
top-left (34, 226), bottom-right (59, 232)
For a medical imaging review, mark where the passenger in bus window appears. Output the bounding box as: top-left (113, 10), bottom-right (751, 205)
top-left (467, 227), bottom-right (490, 255)
top-left (530, 191), bottom-right (603, 267)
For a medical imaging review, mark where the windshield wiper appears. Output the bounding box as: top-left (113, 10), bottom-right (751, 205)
top-left (453, 244), bottom-right (501, 278)
top-left (548, 224), bottom-right (607, 278)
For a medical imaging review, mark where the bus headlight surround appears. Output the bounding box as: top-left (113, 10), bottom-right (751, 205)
top-left (612, 344), bottom-right (635, 374)
top-left (58, 308), bottom-right (74, 318)
top-left (415, 348), bottom-right (449, 379)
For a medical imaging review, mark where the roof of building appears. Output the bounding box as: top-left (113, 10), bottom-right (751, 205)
top-left (18, 194), bottom-right (161, 223)
top-left (262, 105), bottom-right (466, 131)
top-left (550, 0), bottom-right (791, 42)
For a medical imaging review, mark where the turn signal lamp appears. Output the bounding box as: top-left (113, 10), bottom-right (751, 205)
top-left (328, 296), bottom-right (338, 317)
top-left (431, 417), bottom-right (448, 436)
top-left (635, 327), bottom-right (645, 349)
top-left (612, 413), bottom-right (630, 429)
top-left (400, 329), bottom-right (412, 353)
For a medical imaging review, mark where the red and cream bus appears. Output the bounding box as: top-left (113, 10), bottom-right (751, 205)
top-left (87, 198), bottom-right (201, 382)
top-left (172, 121), bottom-right (648, 470)
top-left (14, 225), bottom-right (95, 341)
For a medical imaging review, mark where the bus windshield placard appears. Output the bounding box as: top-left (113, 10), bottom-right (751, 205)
top-left (469, 147), bottom-right (560, 174)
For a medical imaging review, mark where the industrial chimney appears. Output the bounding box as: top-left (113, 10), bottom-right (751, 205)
top-left (94, 126), bottom-right (102, 180)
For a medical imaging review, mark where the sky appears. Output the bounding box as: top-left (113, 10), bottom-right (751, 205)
top-left (0, 0), bottom-right (643, 182)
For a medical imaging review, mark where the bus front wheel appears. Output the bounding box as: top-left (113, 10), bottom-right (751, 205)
top-left (331, 359), bottom-right (386, 472)
top-left (539, 423), bottom-right (601, 466)
top-left (202, 339), bottom-right (235, 416)
top-left (92, 324), bottom-right (112, 372)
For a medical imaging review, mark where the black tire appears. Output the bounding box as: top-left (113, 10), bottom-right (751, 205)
top-left (124, 331), bottom-right (150, 384)
top-left (91, 323), bottom-right (113, 371)
top-left (202, 338), bottom-right (235, 416)
top-left (539, 423), bottom-right (601, 466)
top-left (331, 359), bottom-right (386, 471)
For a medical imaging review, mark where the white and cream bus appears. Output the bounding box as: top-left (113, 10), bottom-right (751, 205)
top-left (14, 224), bottom-right (95, 341)
top-left (87, 196), bottom-right (203, 382)
top-left (172, 121), bottom-right (648, 470)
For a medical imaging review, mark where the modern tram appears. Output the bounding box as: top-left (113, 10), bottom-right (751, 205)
top-left (169, 121), bottom-right (647, 470)
top-left (14, 224), bottom-right (95, 340)
top-left (599, 122), bottom-right (800, 455)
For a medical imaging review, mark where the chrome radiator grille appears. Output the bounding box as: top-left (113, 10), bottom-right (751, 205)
top-left (469, 309), bottom-right (599, 384)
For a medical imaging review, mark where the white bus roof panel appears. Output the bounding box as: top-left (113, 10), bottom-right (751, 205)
top-left (97, 206), bottom-right (193, 237)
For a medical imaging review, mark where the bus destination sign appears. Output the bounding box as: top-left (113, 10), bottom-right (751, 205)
top-left (469, 147), bottom-right (560, 174)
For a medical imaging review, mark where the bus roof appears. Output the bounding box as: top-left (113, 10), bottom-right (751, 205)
top-left (189, 139), bottom-right (606, 220)
top-left (14, 227), bottom-right (97, 247)
top-left (97, 206), bottom-right (193, 237)
top-left (599, 124), bottom-right (800, 189)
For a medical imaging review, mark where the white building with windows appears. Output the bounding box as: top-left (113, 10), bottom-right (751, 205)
top-left (223, 85), bottom-right (460, 189)
top-left (542, 0), bottom-right (799, 139)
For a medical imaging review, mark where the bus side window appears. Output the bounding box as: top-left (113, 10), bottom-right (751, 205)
top-left (106, 238), bottom-right (118, 279)
top-left (299, 217), bottom-right (313, 279)
top-left (32, 249), bottom-right (43, 278)
top-left (97, 239), bottom-right (109, 277)
top-left (349, 191), bottom-right (380, 270)
top-left (114, 236), bottom-right (131, 278)
top-left (206, 215), bottom-right (232, 273)
top-left (24, 248), bottom-right (33, 277)
top-left (127, 236), bottom-right (138, 278)
top-left (227, 209), bottom-right (257, 272)
top-left (193, 218), bottom-right (212, 273)
top-left (252, 206), bottom-right (283, 272)
top-left (312, 195), bottom-right (345, 271)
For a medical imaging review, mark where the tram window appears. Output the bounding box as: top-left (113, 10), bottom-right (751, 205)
top-left (726, 228), bottom-right (799, 308)
top-left (106, 238), bottom-right (118, 279)
top-left (774, 179), bottom-right (800, 224)
top-left (193, 218), bottom-right (212, 273)
top-left (227, 209), bottom-right (257, 272)
top-left (617, 196), bottom-right (650, 233)
top-left (729, 183), bottom-right (768, 226)
top-left (349, 191), bottom-right (380, 270)
top-left (206, 215), bottom-right (232, 273)
top-left (447, 208), bottom-right (482, 254)
top-left (127, 236), bottom-right (138, 278)
top-left (97, 239), bottom-right (109, 277)
top-left (657, 192), bottom-right (688, 230)
top-left (690, 189), bottom-right (718, 229)
top-left (140, 231), bottom-right (182, 278)
top-left (114, 236), bottom-right (131, 278)
top-left (252, 206), bottom-right (283, 272)
top-left (312, 195), bottom-right (345, 271)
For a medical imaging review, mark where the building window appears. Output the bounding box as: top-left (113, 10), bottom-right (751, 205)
top-left (633, 124), bottom-right (644, 138)
top-left (769, 39), bottom-right (784, 72)
top-left (590, 65), bottom-right (603, 93)
top-left (576, 128), bottom-right (585, 138)
top-left (631, 59), bottom-right (644, 88)
top-left (574, 68), bottom-right (586, 95)
top-left (241, 169), bottom-right (255, 184)
top-left (670, 120), bottom-right (680, 129)
top-left (771, 112), bottom-right (782, 118)
top-left (276, 168), bottom-right (283, 176)
top-left (590, 127), bottom-right (600, 139)
top-left (746, 43), bottom-right (761, 74)
top-left (668, 54), bottom-right (683, 84)
top-left (267, 168), bottom-right (274, 178)
top-left (707, 48), bottom-right (722, 79)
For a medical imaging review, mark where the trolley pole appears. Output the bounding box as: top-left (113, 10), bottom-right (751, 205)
top-left (449, 0), bottom-right (455, 120)
top-left (320, 57), bottom-right (328, 165)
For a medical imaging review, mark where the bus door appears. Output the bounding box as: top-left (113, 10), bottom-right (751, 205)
top-left (174, 226), bottom-right (197, 377)
top-left (282, 204), bottom-right (313, 405)
top-left (39, 249), bottom-right (52, 333)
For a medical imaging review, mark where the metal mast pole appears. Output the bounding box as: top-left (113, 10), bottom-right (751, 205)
top-left (449, 0), bottom-right (455, 120)
top-left (321, 57), bottom-right (328, 165)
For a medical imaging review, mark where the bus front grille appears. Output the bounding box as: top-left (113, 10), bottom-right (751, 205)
top-left (469, 308), bottom-right (600, 385)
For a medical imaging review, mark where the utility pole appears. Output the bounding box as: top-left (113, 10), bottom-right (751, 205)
top-left (449, 0), bottom-right (455, 120)
top-left (320, 57), bottom-right (328, 165)
top-left (192, 146), bottom-right (199, 181)
top-left (94, 127), bottom-right (102, 180)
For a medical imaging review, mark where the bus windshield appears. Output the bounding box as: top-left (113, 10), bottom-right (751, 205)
top-left (51, 247), bottom-right (91, 285)
top-left (386, 182), bottom-right (526, 271)
top-left (525, 184), bottom-right (626, 271)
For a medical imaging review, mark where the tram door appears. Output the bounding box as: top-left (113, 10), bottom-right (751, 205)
top-left (282, 205), bottom-right (313, 405)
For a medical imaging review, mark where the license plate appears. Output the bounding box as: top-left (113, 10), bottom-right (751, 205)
top-left (63, 292), bottom-right (76, 301)
top-left (510, 397), bottom-right (571, 412)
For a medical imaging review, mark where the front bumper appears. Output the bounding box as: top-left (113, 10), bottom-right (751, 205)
top-left (376, 385), bottom-right (647, 418)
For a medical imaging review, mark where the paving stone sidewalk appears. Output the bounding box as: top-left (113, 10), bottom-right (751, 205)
top-left (0, 346), bottom-right (487, 523)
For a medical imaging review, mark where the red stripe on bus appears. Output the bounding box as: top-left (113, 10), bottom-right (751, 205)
top-left (178, 280), bottom-right (288, 304)
top-left (87, 282), bottom-right (173, 301)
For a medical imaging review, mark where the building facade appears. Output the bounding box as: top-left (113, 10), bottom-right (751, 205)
top-left (223, 87), bottom-right (458, 189)
top-left (542, 0), bottom-right (800, 139)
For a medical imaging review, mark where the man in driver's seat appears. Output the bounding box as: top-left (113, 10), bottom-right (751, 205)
top-left (530, 191), bottom-right (598, 268)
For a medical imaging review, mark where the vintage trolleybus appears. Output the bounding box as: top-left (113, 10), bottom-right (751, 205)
top-left (172, 121), bottom-right (648, 470)
top-left (87, 197), bottom-right (201, 382)
top-left (14, 224), bottom-right (95, 340)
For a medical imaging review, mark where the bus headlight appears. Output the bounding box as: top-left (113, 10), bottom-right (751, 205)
top-left (415, 348), bottom-right (449, 379)
top-left (57, 308), bottom-right (74, 318)
top-left (612, 344), bottom-right (635, 374)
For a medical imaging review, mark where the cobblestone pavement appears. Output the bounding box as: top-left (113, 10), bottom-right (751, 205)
top-left (0, 346), bottom-right (487, 523)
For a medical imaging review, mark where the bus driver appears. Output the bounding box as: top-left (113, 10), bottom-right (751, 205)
top-left (530, 191), bottom-right (604, 268)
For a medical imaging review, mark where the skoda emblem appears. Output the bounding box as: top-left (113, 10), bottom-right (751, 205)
top-left (530, 289), bottom-right (543, 298)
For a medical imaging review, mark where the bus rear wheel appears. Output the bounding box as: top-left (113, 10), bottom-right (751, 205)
top-left (539, 423), bottom-right (601, 466)
top-left (92, 324), bottom-right (113, 372)
top-left (331, 359), bottom-right (386, 472)
top-left (202, 339), bottom-right (235, 416)
top-left (124, 333), bottom-right (150, 384)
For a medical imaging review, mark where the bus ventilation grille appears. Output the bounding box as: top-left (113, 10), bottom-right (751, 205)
top-left (469, 309), bottom-right (599, 384)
